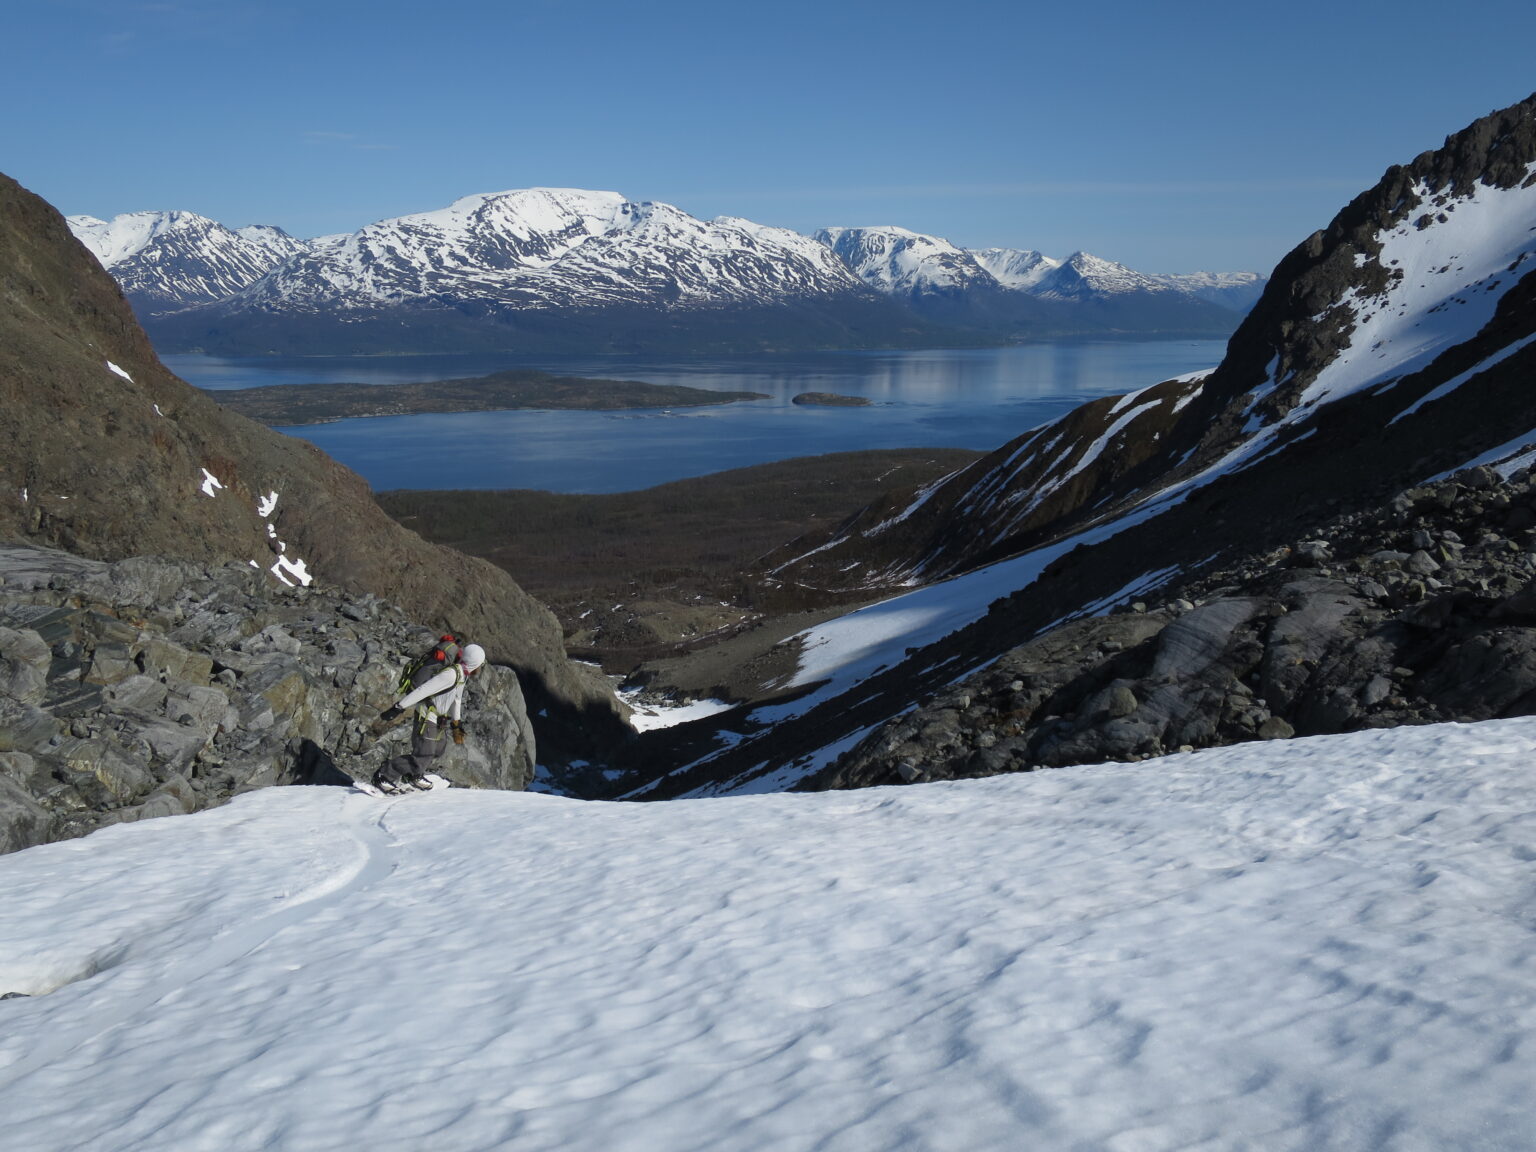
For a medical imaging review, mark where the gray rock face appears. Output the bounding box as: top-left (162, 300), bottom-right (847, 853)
top-left (819, 466), bottom-right (1536, 790)
top-left (0, 544), bottom-right (536, 854)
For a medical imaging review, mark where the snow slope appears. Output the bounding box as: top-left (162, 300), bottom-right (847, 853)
top-left (2, 720), bottom-right (1533, 1151)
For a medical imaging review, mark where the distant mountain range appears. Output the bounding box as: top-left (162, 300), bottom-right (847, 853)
top-left (68, 194), bottom-right (1264, 356)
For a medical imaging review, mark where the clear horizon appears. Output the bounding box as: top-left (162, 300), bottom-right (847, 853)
top-left (4, 0), bottom-right (1534, 275)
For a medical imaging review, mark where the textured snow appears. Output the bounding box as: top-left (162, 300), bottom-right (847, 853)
top-left (2, 721), bottom-right (1534, 1151)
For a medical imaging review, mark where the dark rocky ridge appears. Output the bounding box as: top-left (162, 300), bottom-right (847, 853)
top-left (612, 93), bottom-right (1536, 799)
top-left (819, 465), bottom-right (1536, 787)
top-left (0, 171), bottom-right (625, 767)
top-left (0, 544), bottom-right (533, 853)
top-left (209, 368), bottom-right (767, 427)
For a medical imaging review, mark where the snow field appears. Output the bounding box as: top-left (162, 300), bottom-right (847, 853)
top-left (2, 720), bottom-right (1534, 1151)
top-left (619, 689), bottom-right (736, 732)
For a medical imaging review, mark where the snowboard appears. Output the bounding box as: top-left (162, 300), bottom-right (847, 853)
top-left (352, 773), bottom-right (451, 798)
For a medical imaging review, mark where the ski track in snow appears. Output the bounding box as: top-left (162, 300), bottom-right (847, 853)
top-left (2, 721), bottom-right (1535, 1151)
top-left (0, 791), bottom-right (402, 1089)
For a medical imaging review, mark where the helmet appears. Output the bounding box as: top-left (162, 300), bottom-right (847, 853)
top-left (460, 643), bottom-right (486, 672)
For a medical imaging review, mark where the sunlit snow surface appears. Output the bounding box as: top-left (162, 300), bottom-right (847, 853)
top-left (620, 689), bottom-right (735, 732)
top-left (2, 720), bottom-right (1533, 1151)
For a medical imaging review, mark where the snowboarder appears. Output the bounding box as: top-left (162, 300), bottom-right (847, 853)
top-left (371, 639), bottom-right (487, 794)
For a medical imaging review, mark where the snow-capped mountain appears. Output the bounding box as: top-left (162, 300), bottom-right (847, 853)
top-left (1152, 269), bottom-right (1267, 311)
top-left (140, 189), bottom-right (923, 355)
top-left (807, 231), bottom-right (1261, 336)
top-left (236, 189), bottom-right (865, 314)
top-left (970, 246), bottom-right (1061, 290)
top-left (67, 210), bottom-right (310, 312)
top-left (81, 191), bottom-right (1258, 355)
top-left (619, 92), bottom-right (1536, 799)
top-left (814, 226), bottom-right (997, 297)
top-left (815, 232), bottom-right (1264, 312)
top-left (1025, 250), bottom-right (1173, 299)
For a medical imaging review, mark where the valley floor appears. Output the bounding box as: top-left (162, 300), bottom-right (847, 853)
top-left (2, 720), bottom-right (1533, 1151)
top-left (379, 448), bottom-right (980, 676)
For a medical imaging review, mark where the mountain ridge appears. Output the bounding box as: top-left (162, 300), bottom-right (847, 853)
top-left (72, 193), bottom-right (1260, 355)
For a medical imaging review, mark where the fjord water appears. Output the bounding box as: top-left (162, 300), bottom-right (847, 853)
top-left (166, 342), bottom-right (1225, 493)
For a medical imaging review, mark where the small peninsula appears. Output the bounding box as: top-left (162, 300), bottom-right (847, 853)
top-left (207, 368), bottom-right (769, 426)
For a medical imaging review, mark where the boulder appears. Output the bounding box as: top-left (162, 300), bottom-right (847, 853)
top-left (0, 626), bottom-right (49, 705)
top-left (136, 635), bottom-right (214, 685)
top-left (0, 770), bottom-right (50, 853)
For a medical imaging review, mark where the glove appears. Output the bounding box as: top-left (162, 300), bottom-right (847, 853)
top-left (370, 705), bottom-right (404, 734)
top-left (452, 720), bottom-right (465, 745)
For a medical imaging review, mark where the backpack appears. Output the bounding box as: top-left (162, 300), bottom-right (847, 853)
top-left (398, 633), bottom-right (463, 696)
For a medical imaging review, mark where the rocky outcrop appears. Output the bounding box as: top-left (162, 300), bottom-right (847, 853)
top-left (0, 543), bottom-right (534, 853)
top-left (0, 171), bottom-right (625, 765)
top-left (818, 466), bottom-right (1536, 788)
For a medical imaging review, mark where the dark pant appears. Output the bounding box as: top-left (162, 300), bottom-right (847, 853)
top-left (379, 718), bottom-right (448, 784)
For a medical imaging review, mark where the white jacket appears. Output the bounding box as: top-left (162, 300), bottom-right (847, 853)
top-left (395, 665), bottom-right (468, 724)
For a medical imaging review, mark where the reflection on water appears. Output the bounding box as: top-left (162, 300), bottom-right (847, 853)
top-left (165, 343), bottom-right (1225, 494)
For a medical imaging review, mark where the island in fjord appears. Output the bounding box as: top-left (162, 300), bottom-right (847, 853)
top-left (207, 368), bottom-right (770, 426)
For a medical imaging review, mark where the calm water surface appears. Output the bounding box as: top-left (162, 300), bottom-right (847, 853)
top-left (165, 343), bottom-right (1226, 493)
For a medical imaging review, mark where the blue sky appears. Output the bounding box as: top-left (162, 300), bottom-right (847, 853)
top-left (4, 0), bottom-right (1534, 273)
